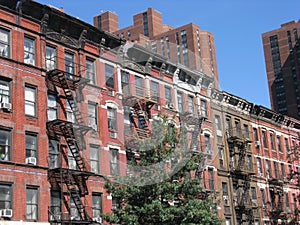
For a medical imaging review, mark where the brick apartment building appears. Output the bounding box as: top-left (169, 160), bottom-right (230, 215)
top-left (94, 7), bottom-right (220, 89)
top-left (262, 20), bottom-right (300, 119)
top-left (0, 1), bottom-right (299, 225)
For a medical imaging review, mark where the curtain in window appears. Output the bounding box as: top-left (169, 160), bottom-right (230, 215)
top-left (24, 38), bottom-right (35, 65)
top-left (0, 81), bottom-right (9, 103)
top-left (0, 130), bottom-right (10, 160)
top-left (0, 29), bottom-right (9, 57)
top-left (25, 87), bottom-right (35, 116)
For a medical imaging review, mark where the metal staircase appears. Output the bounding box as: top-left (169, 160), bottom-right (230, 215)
top-left (46, 68), bottom-right (94, 224)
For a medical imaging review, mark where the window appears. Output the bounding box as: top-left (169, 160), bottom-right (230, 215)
top-left (0, 28), bottom-right (10, 57)
top-left (0, 129), bottom-right (11, 161)
top-left (151, 81), bottom-right (159, 103)
top-left (243, 124), bottom-right (249, 138)
top-left (121, 70), bottom-right (129, 89)
top-left (105, 64), bottom-right (114, 89)
top-left (110, 148), bottom-right (119, 176)
top-left (188, 95), bottom-right (194, 113)
top-left (247, 155), bottom-right (253, 171)
top-left (257, 157), bottom-right (262, 174)
top-left (225, 218), bottom-right (231, 225)
top-left (88, 102), bottom-right (98, 130)
top-left (0, 184), bottom-right (12, 209)
top-left (285, 138), bottom-right (289, 153)
top-left (143, 12), bottom-right (149, 37)
top-left (112, 197), bottom-right (120, 211)
top-left (26, 133), bottom-right (37, 159)
top-left (253, 128), bottom-right (259, 142)
top-left (25, 86), bottom-right (36, 116)
top-left (274, 161), bottom-right (279, 178)
top-left (26, 187), bottom-right (39, 220)
top-left (135, 76), bottom-right (143, 97)
top-left (90, 145), bottom-right (99, 174)
top-left (262, 130), bottom-right (267, 148)
top-left (285, 192), bottom-right (290, 209)
top-left (66, 101), bottom-right (75, 123)
top-left (260, 189), bottom-right (266, 208)
top-left (270, 132), bottom-right (275, 150)
top-left (92, 193), bottom-right (102, 219)
top-left (50, 190), bottom-right (61, 217)
top-left (68, 147), bottom-right (77, 170)
top-left (46, 45), bottom-right (56, 70)
top-left (281, 163), bottom-right (285, 178)
top-left (251, 187), bottom-right (257, 202)
top-left (48, 140), bottom-right (59, 169)
top-left (201, 99), bottom-right (207, 117)
top-left (24, 36), bottom-right (35, 65)
top-left (70, 198), bottom-right (79, 220)
top-left (218, 147), bottom-right (224, 169)
top-left (204, 134), bottom-right (212, 157)
top-left (107, 107), bottom-right (117, 130)
top-left (266, 159), bottom-right (270, 177)
top-left (222, 182), bottom-right (228, 196)
top-left (277, 135), bottom-right (282, 152)
top-left (225, 117), bottom-right (231, 134)
top-left (0, 79), bottom-right (11, 104)
top-left (177, 91), bottom-right (183, 112)
top-left (215, 115), bottom-right (221, 131)
top-left (165, 86), bottom-right (172, 105)
top-left (65, 52), bottom-right (75, 75)
top-left (86, 58), bottom-right (96, 85)
top-left (207, 168), bottom-right (214, 190)
top-left (47, 94), bottom-right (57, 121)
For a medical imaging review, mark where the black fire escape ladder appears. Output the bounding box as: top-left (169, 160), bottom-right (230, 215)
top-left (237, 143), bottom-right (246, 171)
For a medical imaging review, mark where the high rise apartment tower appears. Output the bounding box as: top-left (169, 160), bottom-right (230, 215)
top-left (94, 8), bottom-right (220, 89)
top-left (262, 20), bottom-right (300, 119)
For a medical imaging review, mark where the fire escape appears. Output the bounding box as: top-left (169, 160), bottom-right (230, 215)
top-left (267, 168), bottom-right (285, 224)
top-left (46, 66), bottom-right (94, 224)
top-left (122, 83), bottom-right (158, 145)
top-left (227, 127), bottom-right (255, 224)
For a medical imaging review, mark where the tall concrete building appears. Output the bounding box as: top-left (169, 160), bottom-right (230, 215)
top-left (94, 8), bottom-right (220, 89)
top-left (262, 20), bottom-right (300, 119)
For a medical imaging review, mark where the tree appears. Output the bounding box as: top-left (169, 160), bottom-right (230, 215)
top-left (102, 114), bottom-right (222, 225)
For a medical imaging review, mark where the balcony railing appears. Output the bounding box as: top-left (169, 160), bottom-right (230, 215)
top-left (122, 84), bottom-right (160, 103)
top-left (226, 127), bottom-right (251, 142)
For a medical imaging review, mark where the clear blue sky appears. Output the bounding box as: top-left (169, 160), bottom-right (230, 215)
top-left (37, 0), bottom-right (300, 108)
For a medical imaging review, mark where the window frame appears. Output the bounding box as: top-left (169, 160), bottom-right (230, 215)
top-left (0, 128), bottom-right (11, 161)
top-left (109, 148), bottom-right (119, 176)
top-left (47, 94), bottom-right (58, 121)
top-left (25, 85), bottom-right (37, 117)
top-left (105, 64), bottom-right (115, 89)
top-left (65, 51), bottom-right (76, 75)
top-left (24, 36), bottom-right (36, 66)
top-left (26, 186), bottom-right (39, 220)
top-left (92, 193), bottom-right (102, 219)
top-left (86, 57), bottom-right (96, 85)
top-left (201, 99), bottom-right (208, 117)
top-left (107, 107), bottom-right (117, 131)
top-left (88, 102), bottom-right (98, 130)
top-left (165, 86), bottom-right (172, 105)
top-left (90, 145), bottom-right (100, 174)
top-left (46, 45), bottom-right (57, 71)
top-left (0, 183), bottom-right (12, 210)
top-left (25, 132), bottom-right (38, 160)
top-left (0, 78), bottom-right (11, 104)
top-left (0, 28), bottom-right (10, 58)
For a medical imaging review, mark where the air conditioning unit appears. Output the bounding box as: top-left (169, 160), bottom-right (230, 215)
top-left (167, 103), bottom-right (174, 109)
top-left (259, 172), bottom-right (264, 177)
top-left (223, 195), bottom-right (229, 201)
top-left (26, 157), bottom-right (37, 165)
top-left (290, 179), bottom-right (294, 184)
top-left (50, 214), bottom-right (61, 221)
top-left (0, 209), bottom-right (13, 218)
top-left (108, 90), bottom-right (115, 97)
top-left (110, 132), bottom-right (117, 139)
top-left (255, 141), bottom-right (260, 147)
top-left (93, 217), bottom-right (102, 223)
top-left (0, 102), bottom-right (11, 111)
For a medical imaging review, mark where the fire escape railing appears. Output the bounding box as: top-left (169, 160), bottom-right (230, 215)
top-left (46, 67), bottom-right (94, 224)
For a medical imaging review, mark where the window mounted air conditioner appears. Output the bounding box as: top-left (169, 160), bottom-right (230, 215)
top-left (0, 209), bottom-right (13, 218)
top-left (26, 157), bottom-right (37, 165)
top-left (50, 214), bottom-right (61, 221)
top-left (167, 103), bottom-right (174, 109)
top-left (93, 217), bottom-right (103, 223)
top-left (255, 141), bottom-right (260, 147)
top-left (108, 90), bottom-right (115, 97)
top-left (259, 172), bottom-right (264, 177)
top-left (0, 102), bottom-right (11, 111)
top-left (110, 132), bottom-right (117, 139)
top-left (223, 195), bottom-right (229, 200)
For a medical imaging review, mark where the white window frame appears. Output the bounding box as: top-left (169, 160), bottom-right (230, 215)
top-left (25, 86), bottom-right (36, 117)
top-left (24, 36), bottom-right (35, 65)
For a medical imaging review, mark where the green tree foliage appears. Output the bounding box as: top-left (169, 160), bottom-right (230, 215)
top-left (102, 115), bottom-right (222, 225)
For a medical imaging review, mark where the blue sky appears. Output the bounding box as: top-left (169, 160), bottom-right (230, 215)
top-left (37, 0), bottom-right (300, 108)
